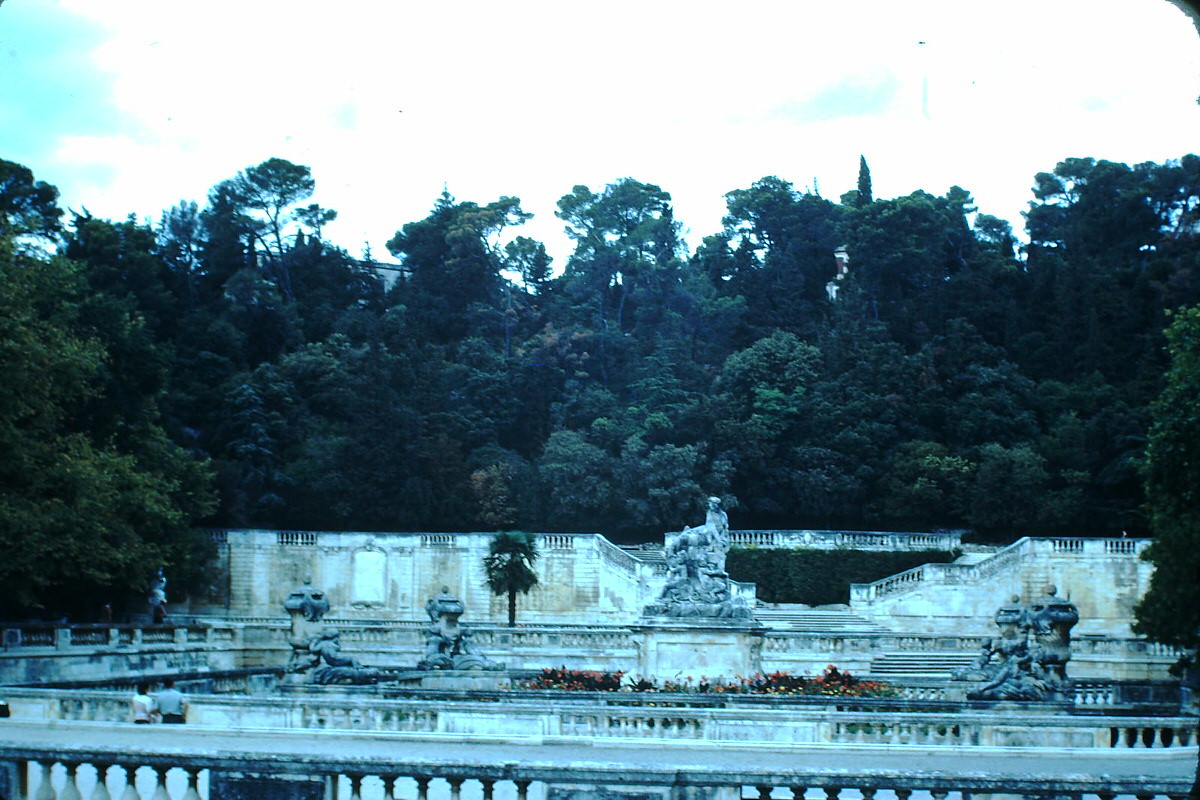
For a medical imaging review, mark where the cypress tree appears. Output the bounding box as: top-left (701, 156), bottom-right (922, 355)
top-left (857, 155), bottom-right (874, 206)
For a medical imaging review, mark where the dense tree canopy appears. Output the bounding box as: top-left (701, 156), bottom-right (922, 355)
top-left (1134, 304), bottom-right (1200, 651)
top-left (4, 151), bottom-right (1200, 617)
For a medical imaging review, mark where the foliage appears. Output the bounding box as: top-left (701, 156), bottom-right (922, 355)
top-left (725, 548), bottom-right (959, 605)
top-left (522, 665), bottom-right (897, 697)
top-left (5, 150), bottom-right (1200, 555)
top-left (483, 531), bottom-right (540, 626)
top-left (523, 666), bottom-right (625, 691)
top-left (0, 158), bottom-right (63, 238)
top-left (0, 233), bottom-right (215, 617)
top-left (1134, 305), bottom-right (1200, 651)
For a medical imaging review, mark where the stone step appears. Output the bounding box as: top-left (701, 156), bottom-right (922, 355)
top-left (868, 652), bottom-right (978, 677)
top-left (754, 608), bottom-right (892, 633)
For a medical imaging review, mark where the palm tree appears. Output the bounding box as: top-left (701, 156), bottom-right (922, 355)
top-left (483, 531), bottom-right (540, 627)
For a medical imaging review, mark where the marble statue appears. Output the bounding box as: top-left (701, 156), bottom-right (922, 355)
top-left (148, 568), bottom-right (168, 624)
top-left (418, 586), bottom-right (501, 670)
top-left (955, 586), bottom-right (1078, 701)
top-left (643, 496), bottom-right (753, 620)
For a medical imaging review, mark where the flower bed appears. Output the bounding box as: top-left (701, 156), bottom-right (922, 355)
top-left (523, 665), bottom-right (897, 697)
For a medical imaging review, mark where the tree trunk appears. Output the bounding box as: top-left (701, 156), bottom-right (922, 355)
top-left (507, 588), bottom-right (517, 627)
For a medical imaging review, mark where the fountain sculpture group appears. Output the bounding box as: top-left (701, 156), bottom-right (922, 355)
top-left (417, 587), bottom-right (501, 670)
top-left (643, 496), bottom-right (754, 619)
top-left (954, 586), bottom-right (1080, 701)
top-left (284, 579), bottom-right (499, 685)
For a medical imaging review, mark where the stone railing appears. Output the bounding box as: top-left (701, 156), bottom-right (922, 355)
top-left (6, 618), bottom-right (1179, 685)
top-left (849, 536), bottom-right (1151, 603)
top-left (728, 529), bottom-right (962, 552)
top-left (1, 624), bottom-right (240, 652)
top-left (6, 687), bottom-right (1195, 751)
top-left (595, 536), bottom-right (640, 574)
top-left (3, 720), bottom-right (1191, 800)
top-left (0, 623), bottom-right (244, 687)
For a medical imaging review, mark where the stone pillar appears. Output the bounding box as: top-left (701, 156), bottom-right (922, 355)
top-left (208, 770), bottom-right (327, 800)
top-left (0, 759), bottom-right (18, 800)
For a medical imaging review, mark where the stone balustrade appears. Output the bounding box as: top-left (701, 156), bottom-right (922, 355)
top-left (0, 624), bottom-right (243, 686)
top-left (850, 536), bottom-right (1152, 604)
top-left (1, 624), bottom-right (241, 651)
top-left (4, 686), bottom-right (1195, 751)
top-left (1, 720), bottom-right (1192, 800)
top-left (4, 619), bottom-right (1181, 684)
top-left (847, 536), bottom-right (1159, 638)
top-left (727, 530), bottom-right (962, 552)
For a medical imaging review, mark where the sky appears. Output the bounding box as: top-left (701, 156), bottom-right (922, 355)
top-left (2, 0), bottom-right (1199, 268)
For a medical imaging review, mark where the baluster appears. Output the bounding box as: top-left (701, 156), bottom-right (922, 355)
top-left (149, 767), bottom-right (170, 800)
top-left (893, 790), bottom-right (912, 800)
top-left (181, 768), bottom-right (202, 800)
top-left (34, 761), bottom-right (57, 800)
top-left (91, 764), bottom-right (113, 800)
top-left (59, 763), bottom-right (84, 800)
top-left (516, 779), bottom-right (531, 800)
top-left (755, 785), bottom-right (772, 800)
top-left (823, 789), bottom-right (840, 800)
top-left (448, 776), bottom-right (465, 800)
top-left (416, 776), bottom-right (431, 800)
top-left (118, 765), bottom-right (140, 800)
top-left (790, 788), bottom-right (807, 800)
top-left (929, 791), bottom-right (948, 800)
top-left (346, 774), bottom-right (364, 800)
top-left (481, 779), bottom-right (495, 800)
top-left (382, 775), bottom-right (401, 799)
top-left (857, 789), bottom-right (875, 800)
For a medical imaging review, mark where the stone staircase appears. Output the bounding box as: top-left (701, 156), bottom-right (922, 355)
top-left (621, 545), bottom-right (667, 571)
top-left (952, 547), bottom-right (997, 566)
top-left (754, 606), bottom-right (892, 633)
top-left (867, 652), bottom-right (978, 678)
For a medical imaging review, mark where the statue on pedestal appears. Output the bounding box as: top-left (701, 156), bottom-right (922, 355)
top-left (148, 568), bottom-right (169, 624)
top-left (643, 496), bottom-right (754, 620)
top-left (284, 579), bottom-right (330, 675)
top-left (283, 580), bottom-right (393, 684)
top-left (418, 587), bottom-right (500, 670)
top-left (955, 586), bottom-right (1078, 701)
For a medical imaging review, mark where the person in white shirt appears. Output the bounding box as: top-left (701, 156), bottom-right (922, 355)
top-left (131, 683), bottom-right (154, 724)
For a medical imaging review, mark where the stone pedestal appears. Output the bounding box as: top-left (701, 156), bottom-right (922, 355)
top-left (632, 620), bottom-right (765, 682)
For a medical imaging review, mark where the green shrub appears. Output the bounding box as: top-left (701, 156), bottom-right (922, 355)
top-left (725, 548), bottom-right (958, 605)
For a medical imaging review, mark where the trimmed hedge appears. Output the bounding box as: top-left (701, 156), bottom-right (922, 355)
top-left (725, 547), bottom-right (958, 605)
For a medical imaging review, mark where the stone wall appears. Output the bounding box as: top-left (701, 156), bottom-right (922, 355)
top-left (191, 530), bottom-right (661, 626)
top-left (190, 529), bottom-right (965, 626)
top-left (185, 530), bottom-right (1155, 643)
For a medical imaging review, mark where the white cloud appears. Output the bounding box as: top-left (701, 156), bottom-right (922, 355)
top-left (5, 0), bottom-right (1199, 266)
